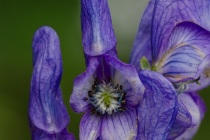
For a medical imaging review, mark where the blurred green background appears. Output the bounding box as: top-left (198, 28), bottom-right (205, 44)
top-left (0, 0), bottom-right (209, 139)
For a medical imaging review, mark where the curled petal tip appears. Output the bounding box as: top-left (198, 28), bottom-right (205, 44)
top-left (32, 26), bottom-right (61, 66)
top-left (81, 0), bottom-right (116, 56)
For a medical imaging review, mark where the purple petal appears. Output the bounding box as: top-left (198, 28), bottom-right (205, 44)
top-left (137, 70), bottom-right (178, 140)
top-left (152, 0), bottom-right (210, 61)
top-left (104, 54), bottom-right (145, 107)
top-left (29, 26), bottom-right (69, 133)
top-left (176, 97), bottom-right (192, 128)
top-left (100, 107), bottom-right (138, 140)
top-left (79, 111), bottom-right (101, 140)
top-left (167, 120), bottom-right (187, 140)
top-left (70, 57), bottom-right (99, 113)
top-left (175, 92), bottom-right (206, 140)
top-left (31, 124), bottom-right (75, 140)
top-left (181, 93), bottom-right (206, 125)
top-left (188, 54), bottom-right (210, 91)
top-left (176, 124), bottom-right (200, 140)
top-left (188, 75), bottom-right (210, 91)
top-left (81, 0), bottom-right (116, 56)
top-left (167, 94), bottom-right (194, 139)
top-left (129, 0), bottom-right (154, 69)
top-left (155, 22), bottom-right (210, 83)
top-left (189, 92), bottom-right (206, 117)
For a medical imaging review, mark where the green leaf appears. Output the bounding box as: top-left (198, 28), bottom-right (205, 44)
top-left (140, 56), bottom-right (151, 70)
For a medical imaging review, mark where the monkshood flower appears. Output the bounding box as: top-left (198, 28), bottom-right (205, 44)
top-left (29, 26), bottom-right (75, 140)
top-left (70, 0), bottom-right (178, 139)
top-left (130, 0), bottom-right (210, 93)
top-left (130, 0), bottom-right (208, 139)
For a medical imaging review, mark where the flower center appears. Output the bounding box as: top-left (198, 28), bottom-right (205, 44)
top-left (88, 80), bottom-right (126, 115)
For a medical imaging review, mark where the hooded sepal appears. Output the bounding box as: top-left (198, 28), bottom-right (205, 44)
top-left (131, 0), bottom-right (210, 91)
top-left (152, 0), bottom-right (210, 60)
top-left (81, 0), bottom-right (117, 56)
top-left (154, 22), bottom-right (210, 84)
top-left (29, 26), bottom-right (69, 133)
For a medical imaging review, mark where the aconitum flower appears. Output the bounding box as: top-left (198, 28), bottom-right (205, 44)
top-left (29, 26), bottom-right (75, 140)
top-left (130, 0), bottom-right (207, 139)
top-left (70, 0), bottom-right (178, 139)
top-left (131, 0), bottom-right (210, 91)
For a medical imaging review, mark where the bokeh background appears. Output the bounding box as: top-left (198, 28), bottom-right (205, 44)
top-left (0, 0), bottom-right (209, 139)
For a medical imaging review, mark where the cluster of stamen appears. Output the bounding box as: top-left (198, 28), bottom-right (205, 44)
top-left (87, 79), bottom-right (126, 115)
top-left (173, 77), bottom-right (200, 93)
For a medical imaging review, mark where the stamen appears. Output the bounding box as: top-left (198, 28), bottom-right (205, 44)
top-left (88, 79), bottom-right (126, 115)
top-left (173, 83), bottom-right (188, 94)
top-left (88, 91), bottom-right (93, 97)
top-left (173, 76), bottom-right (200, 93)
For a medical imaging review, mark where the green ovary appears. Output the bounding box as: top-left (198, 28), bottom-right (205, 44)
top-left (102, 92), bottom-right (112, 107)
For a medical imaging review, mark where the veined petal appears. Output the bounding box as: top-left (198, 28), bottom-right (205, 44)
top-left (180, 93), bottom-right (204, 126)
top-left (104, 54), bottom-right (145, 107)
top-left (137, 70), bottom-right (178, 140)
top-left (100, 107), bottom-right (138, 140)
top-left (80, 110), bottom-right (101, 140)
top-left (29, 26), bottom-right (69, 133)
top-left (31, 124), bottom-right (75, 140)
top-left (155, 22), bottom-right (210, 83)
top-left (129, 0), bottom-right (154, 69)
top-left (70, 57), bottom-right (99, 113)
top-left (187, 54), bottom-right (210, 91)
top-left (175, 92), bottom-right (206, 140)
top-left (167, 94), bottom-right (194, 139)
top-left (152, 0), bottom-right (210, 61)
top-left (81, 0), bottom-right (116, 56)
top-left (31, 123), bottom-right (75, 140)
top-left (167, 120), bottom-right (187, 140)
top-left (188, 74), bottom-right (210, 91)
top-left (176, 98), bottom-right (192, 128)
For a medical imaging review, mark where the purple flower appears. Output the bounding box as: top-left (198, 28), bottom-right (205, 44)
top-left (131, 0), bottom-right (210, 92)
top-left (130, 0), bottom-right (208, 139)
top-left (29, 26), bottom-right (75, 140)
top-left (70, 0), bottom-right (178, 139)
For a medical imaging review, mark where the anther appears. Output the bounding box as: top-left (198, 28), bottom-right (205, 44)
top-left (94, 80), bottom-right (99, 86)
top-left (92, 84), bottom-right (96, 90)
top-left (119, 106), bottom-right (125, 111)
top-left (122, 100), bottom-right (126, 104)
top-left (107, 77), bottom-right (112, 83)
top-left (120, 85), bottom-right (123, 90)
top-left (88, 91), bottom-right (94, 97)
